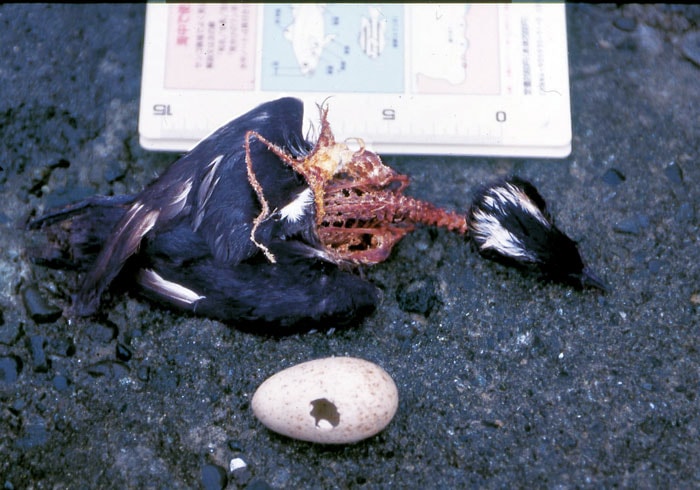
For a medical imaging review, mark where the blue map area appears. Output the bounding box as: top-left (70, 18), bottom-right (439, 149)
top-left (261, 4), bottom-right (404, 93)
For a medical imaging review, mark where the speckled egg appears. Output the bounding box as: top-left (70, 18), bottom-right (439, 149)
top-left (251, 357), bottom-right (399, 444)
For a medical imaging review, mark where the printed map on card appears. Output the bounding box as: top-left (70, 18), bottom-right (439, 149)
top-left (140, 3), bottom-right (572, 157)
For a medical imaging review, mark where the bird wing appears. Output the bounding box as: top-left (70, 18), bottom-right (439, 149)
top-left (74, 98), bottom-right (311, 316)
top-left (136, 252), bottom-right (379, 330)
top-left (186, 97), bottom-right (312, 263)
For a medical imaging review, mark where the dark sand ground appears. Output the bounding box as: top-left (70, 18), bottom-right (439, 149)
top-left (1, 4), bottom-right (699, 488)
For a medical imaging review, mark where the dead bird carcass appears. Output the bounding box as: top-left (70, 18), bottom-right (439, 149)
top-left (28, 98), bottom-right (605, 331)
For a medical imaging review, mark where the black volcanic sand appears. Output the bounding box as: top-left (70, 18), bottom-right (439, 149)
top-left (1, 4), bottom-right (699, 488)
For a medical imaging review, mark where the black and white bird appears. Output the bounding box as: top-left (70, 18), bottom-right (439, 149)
top-left (467, 177), bottom-right (608, 290)
top-left (29, 98), bottom-right (605, 333)
top-left (29, 98), bottom-right (379, 331)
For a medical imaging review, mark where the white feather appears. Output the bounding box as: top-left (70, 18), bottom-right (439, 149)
top-left (488, 184), bottom-right (550, 228)
top-left (279, 188), bottom-right (314, 222)
top-left (194, 155), bottom-right (224, 231)
top-left (471, 210), bottom-right (536, 261)
top-left (137, 269), bottom-right (206, 306)
top-left (172, 178), bottom-right (193, 206)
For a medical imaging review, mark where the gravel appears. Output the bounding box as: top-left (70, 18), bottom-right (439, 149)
top-left (1, 4), bottom-right (699, 488)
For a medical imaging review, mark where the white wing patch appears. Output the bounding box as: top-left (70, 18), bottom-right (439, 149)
top-left (118, 202), bottom-right (160, 254)
top-left (137, 269), bottom-right (206, 306)
top-left (471, 210), bottom-right (536, 261)
top-left (280, 187), bottom-right (314, 223)
top-left (485, 184), bottom-right (550, 228)
top-left (172, 178), bottom-right (193, 206)
top-left (160, 178), bottom-right (193, 221)
top-left (194, 155), bottom-right (224, 231)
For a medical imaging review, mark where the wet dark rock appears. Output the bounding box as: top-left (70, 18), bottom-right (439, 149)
top-left (664, 161), bottom-right (684, 185)
top-left (614, 214), bottom-right (650, 235)
top-left (5, 4), bottom-right (700, 488)
top-left (231, 465), bottom-right (252, 487)
top-left (530, 334), bottom-right (563, 359)
top-left (0, 101), bottom-right (94, 177)
top-left (15, 419), bottom-right (48, 450)
top-left (681, 30), bottom-right (700, 67)
top-left (393, 322), bottom-right (421, 342)
top-left (85, 322), bottom-right (118, 343)
top-left (52, 374), bottom-right (70, 392)
top-left (150, 366), bottom-right (180, 391)
top-left (635, 24), bottom-right (664, 56)
top-left (53, 413), bottom-right (69, 432)
top-left (246, 480), bottom-right (274, 490)
top-left (640, 382), bottom-right (654, 392)
top-left (0, 321), bottom-right (22, 345)
top-left (21, 285), bottom-right (62, 324)
top-left (201, 463), bottom-right (227, 490)
top-left (396, 278), bottom-right (439, 316)
top-left (27, 335), bottom-right (49, 373)
top-left (85, 360), bottom-right (129, 379)
top-left (136, 365), bottom-right (150, 382)
top-left (28, 166), bottom-right (53, 196)
top-left (104, 160), bottom-right (127, 183)
top-left (615, 36), bottom-right (638, 52)
top-left (0, 355), bottom-right (22, 384)
top-left (50, 158), bottom-right (71, 169)
top-left (676, 202), bottom-right (695, 223)
top-left (49, 337), bottom-right (76, 357)
top-left (601, 168), bottom-right (626, 187)
top-left (116, 343), bottom-right (132, 361)
top-left (613, 16), bottom-right (637, 32)
top-left (647, 259), bottom-right (667, 274)
top-left (266, 466), bottom-right (292, 488)
top-left (124, 328), bottom-right (143, 345)
top-left (10, 398), bottom-right (27, 415)
top-left (227, 439), bottom-right (243, 452)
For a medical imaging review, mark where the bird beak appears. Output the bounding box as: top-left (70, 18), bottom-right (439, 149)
top-left (579, 267), bottom-right (610, 292)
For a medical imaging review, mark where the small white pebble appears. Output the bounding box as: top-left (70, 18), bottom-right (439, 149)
top-left (230, 457), bottom-right (247, 472)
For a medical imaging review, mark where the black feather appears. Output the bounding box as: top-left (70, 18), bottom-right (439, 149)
top-left (28, 194), bottom-right (136, 270)
top-left (28, 100), bottom-right (605, 333)
top-left (29, 98), bottom-right (379, 331)
top-left (467, 176), bottom-right (607, 290)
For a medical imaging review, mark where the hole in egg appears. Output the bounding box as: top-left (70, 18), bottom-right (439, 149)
top-left (310, 398), bottom-right (340, 430)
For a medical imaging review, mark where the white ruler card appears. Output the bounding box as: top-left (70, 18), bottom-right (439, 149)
top-left (139, 3), bottom-right (572, 157)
